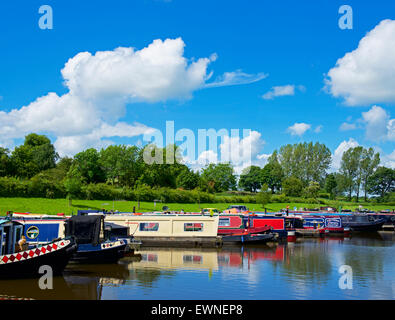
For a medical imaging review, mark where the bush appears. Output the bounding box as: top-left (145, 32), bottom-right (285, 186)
top-left (304, 198), bottom-right (321, 204)
top-left (318, 193), bottom-right (330, 199)
top-left (83, 183), bottom-right (120, 200)
top-left (270, 194), bottom-right (290, 203)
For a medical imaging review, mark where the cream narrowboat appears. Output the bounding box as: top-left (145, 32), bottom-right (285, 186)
top-left (104, 214), bottom-right (221, 247)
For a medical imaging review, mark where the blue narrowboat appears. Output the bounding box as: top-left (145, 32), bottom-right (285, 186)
top-left (13, 212), bottom-right (131, 263)
top-left (0, 214), bottom-right (77, 278)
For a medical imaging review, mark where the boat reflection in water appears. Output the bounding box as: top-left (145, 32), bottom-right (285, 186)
top-left (0, 263), bottom-right (130, 300)
top-left (122, 243), bottom-right (288, 273)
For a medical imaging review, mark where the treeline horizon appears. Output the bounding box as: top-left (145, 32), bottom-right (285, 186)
top-left (0, 133), bottom-right (394, 204)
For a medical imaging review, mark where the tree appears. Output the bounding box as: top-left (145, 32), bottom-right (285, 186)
top-left (200, 163), bottom-right (236, 192)
top-left (0, 147), bottom-right (11, 177)
top-left (64, 176), bottom-right (82, 206)
top-left (11, 133), bottom-right (58, 178)
top-left (176, 168), bottom-right (200, 190)
top-left (360, 148), bottom-right (380, 201)
top-left (275, 142), bottom-right (331, 186)
top-left (256, 184), bottom-right (271, 208)
top-left (324, 173), bottom-right (337, 199)
top-left (238, 166), bottom-right (262, 192)
top-left (138, 144), bottom-right (185, 188)
top-left (56, 157), bottom-right (73, 174)
top-left (71, 148), bottom-right (105, 184)
top-left (261, 162), bottom-right (284, 193)
top-left (302, 181), bottom-right (320, 199)
top-left (339, 147), bottom-right (363, 201)
top-left (100, 145), bottom-right (140, 187)
top-left (367, 167), bottom-right (395, 200)
top-left (282, 176), bottom-right (303, 197)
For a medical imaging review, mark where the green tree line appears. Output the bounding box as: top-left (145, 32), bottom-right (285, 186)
top-left (0, 134), bottom-right (393, 204)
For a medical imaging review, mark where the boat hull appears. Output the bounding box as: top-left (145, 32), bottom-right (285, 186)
top-left (221, 233), bottom-right (275, 245)
top-left (70, 241), bottom-right (128, 264)
top-left (0, 239), bottom-right (77, 279)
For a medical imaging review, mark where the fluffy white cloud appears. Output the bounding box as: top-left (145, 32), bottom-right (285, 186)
top-left (62, 38), bottom-right (215, 103)
top-left (382, 150), bottom-right (395, 168)
top-left (287, 123), bottom-right (311, 136)
top-left (0, 38), bottom-right (266, 156)
top-left (331, 138), bottom-right (360, 170)
top-left (54, 122), bottom-right (156, 157)
top-left (187, 131), bottom-right (266, 175)
top-left (325, 19), bottom-right (395, 106)
top-left (332, 138), bottom-right (394, 170)
top-left (361, 106), bottom-right (394, 142)
top-left (262, 84), bottom-right (304, 100)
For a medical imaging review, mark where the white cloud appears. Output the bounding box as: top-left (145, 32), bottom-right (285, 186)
top-left (325, 19), bottom-right (395, 106)
top-left (0, 38), bottom-right (266, 156)
top-left (314, 125), bottom-right (323, 133)
top-left (204, 69), bottom-right (268, 88)
top-left (287, 123), bottom-right (311, 136)
top-left (382, 149), bottom-right (395, 169)
top-left (361, 105), bottom-right (394, 142)
top-left (340, 122), bottom-right (357, 131)
top-left (62, 38), bottom-right (215, 103)
top-left (262, 84), bottom-right (304, 100)
top-left (187, 131), bottom-right (266, 175)
top-left (54, 122), bottom-right (156, 157)
top-left (332, 138), bottom-right (360, 170)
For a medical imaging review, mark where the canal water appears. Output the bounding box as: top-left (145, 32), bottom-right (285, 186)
top-left (1, 232), bottom-right (394, 300)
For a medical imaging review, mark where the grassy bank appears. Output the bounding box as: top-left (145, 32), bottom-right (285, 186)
top-left (0, 197), bottom-right (393, 216)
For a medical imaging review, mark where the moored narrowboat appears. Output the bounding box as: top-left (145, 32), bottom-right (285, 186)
top-left (218, 214), bottom-right (276, 244)
top-left (64, 215), bottom-right (128, 263)
top-left (13, 212), bottom-right (131, 263)
top-left (0, 215), bottom-right (77, 279)
top-left (104, 213), bottom-right (221, 247)
top-left (340, 215), bottom-right (387, 232)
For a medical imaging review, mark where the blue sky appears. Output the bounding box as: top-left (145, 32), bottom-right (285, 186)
top-left (0, 0), bottom-right (394, 171)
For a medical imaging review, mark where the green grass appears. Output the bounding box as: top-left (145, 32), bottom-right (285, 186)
top-left (0, 197), bottom-right (392, 216)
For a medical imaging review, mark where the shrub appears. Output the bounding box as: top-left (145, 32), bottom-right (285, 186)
top-left (270, 194), bottom-right (290, 203)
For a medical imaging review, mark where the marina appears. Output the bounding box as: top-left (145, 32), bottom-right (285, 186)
top-left (0, 233), bottom-right (394, 300)
top-left (0, 206), bottom-right (393, 300)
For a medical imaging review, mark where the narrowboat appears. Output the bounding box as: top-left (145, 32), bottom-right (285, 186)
top-left (64, 215), bottom-right (128, 263)
top-left (103, 213), bottom-right (221, 247)
top-left (0, 215), bottom-right (77, 279)
top-left (340, 215), bottom-right (387, 232)
top-left (218, 214), bottom-right (276, 244)
top-left (300, 216), bottom-right (351, 236)
top-left (13, 212), bottom-right (131, 263)
top-left (247, 213), bottom-right (303, 238)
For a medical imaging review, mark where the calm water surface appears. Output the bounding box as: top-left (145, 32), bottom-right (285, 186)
top-left (1, 232), bottom-right (394, 300)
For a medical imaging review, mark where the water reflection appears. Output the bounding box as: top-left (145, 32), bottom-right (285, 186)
top-left (0, 234), bottom-right (393, 300)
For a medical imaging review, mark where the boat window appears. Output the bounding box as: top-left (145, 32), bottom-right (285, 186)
top-left (219, 218), bottom-right (231, 227)
top-left (139, 223), bottom-right (159, 232)
top-left (13, 226), bottom-right (23, 244)
top-left (184, 223), bottom-right (204, 232)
